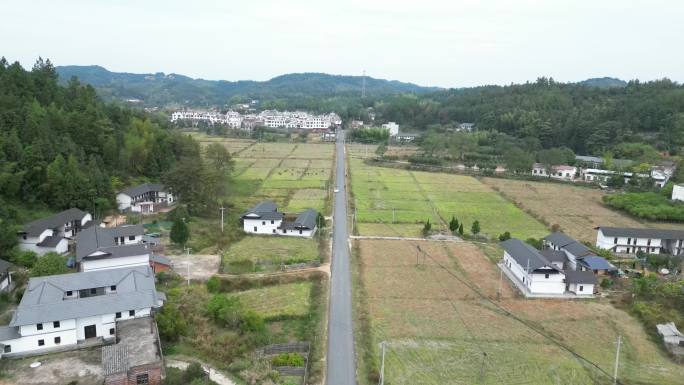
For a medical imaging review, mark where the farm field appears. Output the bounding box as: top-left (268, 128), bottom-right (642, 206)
top-left (221, 236), bottom-right (320, 273)
top-left (347, 147), bottom-right (548, 239)
top-left (481, 178), bottom-right (684, 243)
top-left (354, 239), bottom-right (684, 385)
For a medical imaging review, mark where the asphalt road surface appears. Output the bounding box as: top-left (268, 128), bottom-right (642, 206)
top-left (326, 131), bottom-right (357, 385)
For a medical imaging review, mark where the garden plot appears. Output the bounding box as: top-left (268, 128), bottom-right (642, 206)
top-left (231, 282), bottom-right (312, 318)
top-left (349, 157), bottom-right (547, 238)
top-left (355, 239), bottom-right (684, 385)
top-left (480, 178), bottom-right (684, 243)
top-left (222, 236), bottom-right (320, 274)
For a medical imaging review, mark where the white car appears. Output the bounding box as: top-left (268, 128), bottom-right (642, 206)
top-left (334, 188), bottom-right (340, 193)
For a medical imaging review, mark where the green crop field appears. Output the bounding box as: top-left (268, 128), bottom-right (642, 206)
top-left (347, 151), bottom-right (547, 239)
top-left (231, 282), bottom-right (312, 318)
top-left (222, 235), bottom-right (320, 273)
top-left (354, 239), bottom-right (684, 385)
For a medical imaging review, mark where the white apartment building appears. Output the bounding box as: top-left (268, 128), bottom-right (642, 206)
top-left (0, 266), bottom-right (164, 358)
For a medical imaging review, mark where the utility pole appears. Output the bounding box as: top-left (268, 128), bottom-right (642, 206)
top-left (392, 208), bottom-right (395, 224)
top-left (184, 247), bottom-right (192, 286)
top-left (378, 341), bottom-right (386, 385)
top-left (219, 206), bottom-right (226, 233)
top-left (613, 335), bottom-right (621, 385)
top-left (497, 268), bottom-right (503, 301)
top-left (362, 70), bottom-right (367, 99)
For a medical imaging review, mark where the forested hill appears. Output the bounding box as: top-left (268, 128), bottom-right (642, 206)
top-left (56, 65), bottom-right (440, 106)
top-left (0, 58), bottom-right (202, 240)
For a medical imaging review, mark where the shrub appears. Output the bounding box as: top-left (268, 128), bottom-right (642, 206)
top-left (449, 216), bottom-right (459, 234)
top-left (471, 220), bottom-right (480, 235)
top-left (11, 250), bottom-right (37, 268)
top-left (239, 310), bottom-right (265, 334)
top-left (206, 294), bottom-right (243, 328)
top-left (603, 192), bottom-right (684, 222)
top-left (600, 278), bottom-right (614, 289)
top-left (271, 352), bottom-right (306, 367)
top-left (422, 219), bottom-right (432, 236)
top-left (30, 253), bottom-right (67, 277)
top-left (206, 276), bottom-right (220, 293)
top-left (458, 223), bottom-right (464, 235)
top-left (156, 303), bottom-right (188, 342)
top-left (498, 232), bottom-right (511, 242)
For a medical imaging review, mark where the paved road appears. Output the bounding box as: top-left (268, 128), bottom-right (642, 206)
top-left (326, 131), bottom-right (357, 385)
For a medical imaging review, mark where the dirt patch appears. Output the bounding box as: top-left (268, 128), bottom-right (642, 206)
top-left (167, 253), bottom-right (220, 280)
top-left (0, 348), bottom-right (103, 385)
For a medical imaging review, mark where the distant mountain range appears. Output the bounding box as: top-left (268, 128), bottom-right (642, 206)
top-left (56, 65), bottom-right (440, 107)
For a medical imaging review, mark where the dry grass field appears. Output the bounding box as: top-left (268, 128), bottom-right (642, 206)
top-left (354, 238), bottom-right (684, 385)
top-left (481, 178), bottom-right (684, 243)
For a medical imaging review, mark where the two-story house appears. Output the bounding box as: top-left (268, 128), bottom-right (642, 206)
top-left (241, 201), bottom-right (319, 238)
top-left (544, 232), bottom-right (616, 275)
top-left (0, 266), bottom-right (164, 358)
top-left (17, 208), bottom-right (92, 256)
top-left (116, 183), bottom-right (174, 214)
top-left (76, 225), bottom-right (150, 272)
top-left (596, 227), bottom-right (684, 255)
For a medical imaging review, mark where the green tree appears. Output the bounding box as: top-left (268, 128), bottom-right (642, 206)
top-left (30, 252), bottom-right (68, 277)
top-left (422, 219), bottom-right (432, 236)
top-left (204, 143), bottom-right (234, 173)
top-left (498, 231), bottom-right (511, 241)
top-left (170, 218), bottom-right (189, 246)
top-left (471, 220), bottom-right (481, 235)
top-left (504, 148), bottom-right (534, 173)
top-left (458, 223), bottom-right (464, 235)
top-left (156, 303), bottom-right (188, 342)
top-left (449, 216), bottom-right (459, 233)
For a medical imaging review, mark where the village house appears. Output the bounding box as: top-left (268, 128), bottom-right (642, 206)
top-left (102, 317), bottom-right (163, 385)
top-left (595, 227), bottom-right (684, 256)
top-left (457, 122), bottom-right (475, 132)
top-left (0, 266), bottom-right (164, 358)
top-left (395, 132), bottom-right (420, 143)
top-left (531, 164), bottom-right (577, 180)
top-left (382, 122), bottom-right (400, 136)
top-left (117, 183), bottom-right (174, 214)
top-left (0, 259), bottom-right (13, 292)
top-left (241, 201), bottom-right (319, 237)
top-left (543, 232), bottom-right (616, 275)
top-left (76, 225), bottom-right (152, 272)
top-left (17, 208), bottom-right (93, 256)
top-left (499, 238), bottom-right (596, 297)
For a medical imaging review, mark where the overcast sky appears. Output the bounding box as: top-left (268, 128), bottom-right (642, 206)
top-left (2, 0), bottom-right (683, 88)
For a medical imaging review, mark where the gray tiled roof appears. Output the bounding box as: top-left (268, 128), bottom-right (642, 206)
top-left (76, 225), bottom-right (144, 261)
top-left (564, 270), bottom-right (597, 284)
top-left (0, 259), bottom-right (13, 274)
top-left (597, 227), bottom-right (684, 240)
top-left (540, 249), bottom-right (568, 263)
top-left (544, 232), bottom-right (576, 248)
top-left (500, 238), bottom-right (561, 272)
top-left (81, 244), bottom-right (150, 262)
top-left (241, 200), bottom-right (283, 220)
top-left (563, 242), bottom-right (594, 258)
top-left (120, 183), bottom-right (166, 197)
top-left (11, 266), bottom-right (161, 326)
top-left (293, 209), bottom-right (318, 230)
top-left (578, 256), bottom-right (616, 271)
top-left (21, 208), bottom-right (89, 237)
top-left (36, 235), bottom-right (65, 248)
top-left (102, 343), bottom-right (128, 375)
top-left (0, 326), bottom-right (20, 341)
top-left (150, 255), bottom-right (171, 265)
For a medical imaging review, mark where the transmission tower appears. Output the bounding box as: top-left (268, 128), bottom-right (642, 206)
top-left (361, 70), bottom-right (367, 98)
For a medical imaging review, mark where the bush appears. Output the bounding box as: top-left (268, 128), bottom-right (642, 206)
top-left (156, 303), bottom-right (188, 342)
top-left (271, 352), bottom-right (306, 367)
top-left (603, 192), bottom-right (684, 222)
top-left (30, 253), bottom-right (67, 277)
top-left (207, 294), bottom-right (243, 328)
top-left (11, 250), bottom-right (37, 268)
top-left (471, 220), bottom-right (481, 235)
top-left (600, 278), bottom-right (614, 289)
top-left (422, 219), bottom-right (432, 236)
top-left (498, 231), bottom-right (511, 241)
top-left (206, 276), bottom-right (220, 293)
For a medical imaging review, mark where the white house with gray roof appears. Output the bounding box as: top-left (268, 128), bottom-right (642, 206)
top-left (241, 201), bottom-right (318, 237)
top-left (500, 238), bottom-right (596, 297)
top-left (17, 208), bottom-right (92, 256)
top-left (116, 183), bottom-right (174, 214)
top-left (596, 227), bottom-right (684, 256)
top-left (0, 266), bottom-right (164, 358)
top-left (76, 225), bottom-right (149, 272)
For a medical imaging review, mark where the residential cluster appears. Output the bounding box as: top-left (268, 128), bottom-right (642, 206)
top-left (170, 109), bottom-right (342, 131)
top-left (531, 156), bottom-right (676, 188)
top-left (0, 182), bottom-right (175, 383)
top-left (500, 224), bottom-right (684, 298)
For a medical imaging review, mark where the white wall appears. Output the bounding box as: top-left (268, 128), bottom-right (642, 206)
top-left (596, 229), bottom-right (663, 254)
top-left (243, 218), bottom-right (282, 234)
top-left (117, 193), bottom-right (133, 211)
top-left (568, 283), bottom-right (594, 295)
top-left (1, 329), bottom-right (78, 355)
top-left (0, 274), bottom-right (10, 291)
top-left (81, 254), bottom-right (150, 272)
top-left (280, 228), bottom-right (316, 238)
top-left (528, 271), bottom-right (566, 294)
top-left (673, 185), bottom-right (684, 202)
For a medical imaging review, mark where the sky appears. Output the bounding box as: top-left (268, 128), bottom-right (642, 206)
top-left (2, 0), bottom-right (684, 88)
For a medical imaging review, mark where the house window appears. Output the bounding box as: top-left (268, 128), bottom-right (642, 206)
top-left (36, 323), bottom-right (43, 331)
top-left (614, 238), bottom-right (618, 244)
top-left (253, 226), bottom-right (257, 232)
top-left (272, 229), bottom-right (276, 233)
top-left (111, 285), bottom-right (117, 291)
top-left (299, 230), bottom-right (303, 235)
top-left (66, 291), bottom-right (73, 296)
top-left (545, 274), bottom-right (549, 279)
top-left (53, 321), bottom-right (60, 328)
top-left (109, 328), bottom-right (115, 335)
top-left (129, 310), bottom-right (135, 317)
top-left (627, 238), bottom-right (631, 245)
top-left (54, 336), bottom-right (61, 344)
top-left (90, 288), bottom-right (97, 295)
top-left (116, 312), bottom-right (122, 319)
top-left (129, 235), bottom-right (135, 241)
top-left (136, 373), bottom-right (150, 384)
top-left (3, 345), bottom-right (10, 353)
top-left (38, 339), bottom-right (44, 346)
top-left (647, 239), bottom-right (651, 246)
top-left (262, 221), bottom-right (266, 225)
top-left (22, 235), bottom-right (26, 240)
top-left (271, 220), bottom-right (274, 224)
top-left (579, 285), bottom-right (584, 292)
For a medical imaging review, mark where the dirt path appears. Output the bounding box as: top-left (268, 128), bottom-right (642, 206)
top-left (166, 254), bottom-right (220, 280)
top-left (166, 359), bottom-right (236, 385)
